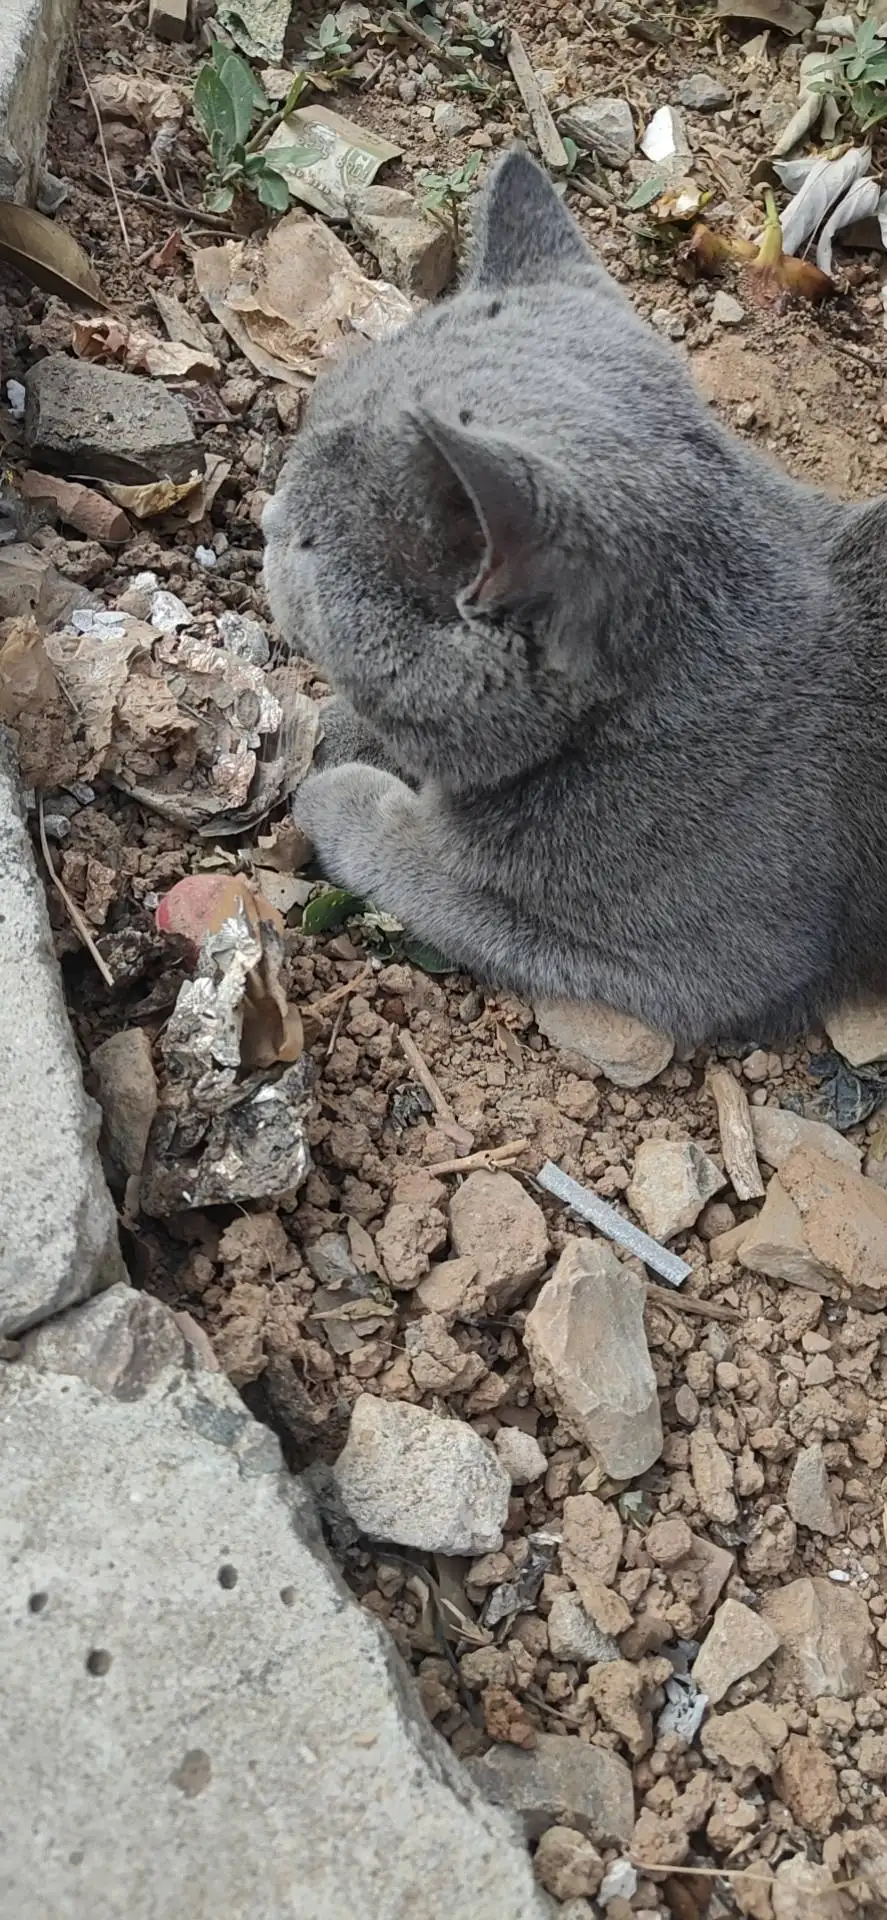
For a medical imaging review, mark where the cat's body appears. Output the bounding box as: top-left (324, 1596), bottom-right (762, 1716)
top-left (263, 148), bottom-right (887, 1047)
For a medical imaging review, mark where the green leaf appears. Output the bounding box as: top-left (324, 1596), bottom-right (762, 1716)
top-left (401, 937), bottom-right (454, 975)
top-left (220, 51), bottom-right (258, 145)
top-left (257, 168), bottom-right (292, 209)
top-left (205, 183), bottom-right (236, 212)
top-left (194, 66), bottom-right (237, 156)
top-left (302, 887), bottom-right (363, 933)
top-left (625, 173), bottom-right (666, 210)
top-left (561, 134), bottom-right (579, 173)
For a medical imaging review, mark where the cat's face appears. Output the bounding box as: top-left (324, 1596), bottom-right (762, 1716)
top-left (263, 148), bottom-right (722, 712)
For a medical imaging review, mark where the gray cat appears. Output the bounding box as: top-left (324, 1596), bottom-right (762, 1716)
top-left (263, 146), bottom-right (887, 1048)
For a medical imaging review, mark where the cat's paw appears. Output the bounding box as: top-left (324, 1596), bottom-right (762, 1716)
top-left (292, 763), bottom-right (406, 896)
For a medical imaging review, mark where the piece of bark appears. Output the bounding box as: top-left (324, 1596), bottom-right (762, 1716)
top-left (706, 1065), bottom-right (765, 1201)
top-left (506, 31), bottom-right (569, 172)
top-left (18, 470), bottom-right (131, 544)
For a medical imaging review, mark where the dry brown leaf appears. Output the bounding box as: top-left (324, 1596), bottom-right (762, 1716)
top-left (45, 617), bottom-right (158, 776)
top-left (104, 473), bottom-right (205, 520)
top-left (89, 74), bottom-right (184, 130)
top-left (192, 211), bottom-right (412, 387)
top-left (716, 0), bottom-right (813, 28)
top-left (0, 204), bottom-right (107, 309)
top-left (0, 616), bottom-right (80, 788)
top-left (72, 315), bottom-right (219, 381)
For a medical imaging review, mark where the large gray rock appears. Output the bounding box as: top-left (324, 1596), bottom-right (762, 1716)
top-left (346, 185), bottom-right (454, 298)
top-left (0, 731), bottom-right (124, 1336)
top-left (1, 1285), bottom-right (549, 1920)
top-left (468, 1732), bottom-right (634, 1846)
top-left (332, 1394), bottom-right (511, 1553)
top-left (0, 0), bottom-right (76, 201)
top-left (24, 356), bottom-right (201, 486)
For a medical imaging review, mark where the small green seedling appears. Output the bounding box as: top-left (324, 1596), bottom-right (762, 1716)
top-left (416, 152), bottom-right (481, 248)
top-left (303, 11), bottom-right (355, 67)
top-left (193, 44), bottom-right (312, 214)
top-left (812, 14), bottom-right (887, 132)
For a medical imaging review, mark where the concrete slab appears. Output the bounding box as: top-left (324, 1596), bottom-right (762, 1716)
top-left (0, 1284), bottom-right (550, 1920)
top-left (0, 730), bottom-right (124, 1335)
top-left (0, 0), bottom-right (77, 203)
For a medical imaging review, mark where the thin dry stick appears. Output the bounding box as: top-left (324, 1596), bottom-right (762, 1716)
top-left (305, 963), bottom-right (373, 1020)
top-left (400, 1031), bottom-right (457, 1123)
top-left (645, 1282), bottom-right (742, 1326)
top-left (636, 1861), bottom-right (859, 1895)
top-left (707, 1063), bottom-right (764, 1201)
top-left (74, 43), bottom-right (132, 256)
top-left (506, 29), bottom-right (569, 171)
top-left (426, 1139), bottom-right (531, 1179)
top-left (37, 797), bottom-right (115, 989)
top-left (324, 997), bottom-right (348, 1060)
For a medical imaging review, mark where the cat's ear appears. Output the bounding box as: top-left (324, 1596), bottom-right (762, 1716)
top-left (466, 145), bottom-right (597, 291)
top-left (410, 406), bottom-right (561, 615)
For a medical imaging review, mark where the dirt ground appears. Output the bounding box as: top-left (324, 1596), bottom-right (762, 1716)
top-left (5, 0), bottom-right (887, 1914)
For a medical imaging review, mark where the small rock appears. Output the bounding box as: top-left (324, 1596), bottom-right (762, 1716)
top-left (414, 1258), bottom-right (485, 1322)
top-left (347, 185), bottom-right (454, 299)
top-left (742, 1048), bottom-right (770, 1082)
top-left (712, 291), bottom-right (746, 327)
top-left (535, 998), bottom-right (673, 1088)
top-left (559, 96), bottom-right (635, 168)
top-left (750, 1104), bottom-right (861, 1173)
top-left (640, 104), bottom-right (690, 165)
top-left (331, 1396), bottom-right (510, 1554)
top-left (786, 1442), bottom-right (840, 1537)
top-left (89, 1029), bottom-right (157, 1178)
top-left (772, 1857), bottom-right (839, 1920)
top-left (598, 1860), bottom-right (638, 1904)
top-left (432, 101), bottom-right (479, 137)
top-left (690, 1427), bottom-right (737, 1525)
top-left (824, 993), bottom-right (887, 1066)
top-left (776, 1145), bottom-right (887, 1307)
top-left (533, 1827), bottom-right (604, 1902)
top-left (219, 375), bottom-right (259, 415)
top-left (762, 1576), bottom-right (872, 1703)
top-left (523, 1239), bottom-right (662, 1479)
top-left (646, 1515), bottom-right (693, 1567)
top-left (547, 1592), bottom-right (620, 1667)
top-left (678, 73), bottom-right (732, 111)
top-left (692, 1598), bottom-right (781, 1706)
top-left (148, 0), bottom-right (190, 41)
top-left (737, 1173), bottom-right (835, 1294)
top-left (494, 1426), bottom-right (547, 1485)
top-left (562, 1493), bottom-right (622, 1588)
top-left (25, 355), bottom-right (200, 486)
top-left (404, 1314), bottom-right (483, 1396)
top-left (628, 1139), bottom-right (726, 1241)
top-left (701, 1702), bottom-right (788, 1785)
top-left (376, 1181), bottom-right (448, 1290)
top-left (468, 1732), bottom-right (634, 1844)
top-left (776, 1734), bottom-right (841, 1837)
top-left (449, 1171), bottom-right (549, 1310)
top-left (585, 1657), bottom-right (663, 1757)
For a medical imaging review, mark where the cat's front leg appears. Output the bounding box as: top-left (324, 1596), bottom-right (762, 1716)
top-left (292, 765), bottom-right (534, 992)
top-left (313, 697), bottom-right (410, 782)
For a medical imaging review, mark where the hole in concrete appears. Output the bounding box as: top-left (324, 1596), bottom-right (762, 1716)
top-left (217, 1563), bottom-right (238, 1589)
top-left (28, 1592), bottom-right (49, 1613)
top-left (279, 1586), bottom-right (296, 1607)
top-left (170, 1749), bottom-right (212, 1798)
top-left (86, 1649), bottom-right (112, 1676)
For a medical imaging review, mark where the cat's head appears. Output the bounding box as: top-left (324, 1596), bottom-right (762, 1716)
top-left (263, 148), bottom-right (724, 772)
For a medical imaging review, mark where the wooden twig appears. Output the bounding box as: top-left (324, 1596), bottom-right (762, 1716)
top-left (506, 30), bottom-right (569, 172)
top-left (426, 1138), bottom-right (530, 1178)
top-left (645, 1282), bottom-right (742, 1326)
top-left (306, 963), bottom-right (373, 1020)
top-left (400, 1031), bottom-right (457, 1124)
top-left (706, 1064), bottom-right (764, 1201)
top-left (74, 43), bottom-right (132, 257)
top-left (37, 797), bottom-right (115, 989)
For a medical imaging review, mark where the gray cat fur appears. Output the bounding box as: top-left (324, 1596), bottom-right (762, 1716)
top-left (263, 146), bottom-right (887, 1047)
